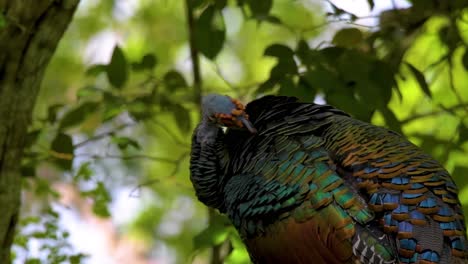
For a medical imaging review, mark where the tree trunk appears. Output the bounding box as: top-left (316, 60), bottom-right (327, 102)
top-left (0, 0), bottom-right (79, 262)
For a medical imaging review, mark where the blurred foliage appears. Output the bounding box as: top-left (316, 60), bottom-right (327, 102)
top-left (14, 0), bottom-right (468, 263)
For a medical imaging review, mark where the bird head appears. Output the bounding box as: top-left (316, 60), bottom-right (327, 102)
top-left (201, 94), bottom-right (257, 133)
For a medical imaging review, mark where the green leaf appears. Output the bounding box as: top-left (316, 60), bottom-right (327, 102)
top-left (265, 44), bottom-right (297, 77)
top-left (82, 182), bottom-right (111, 217)
top-left (20, 160), bottom-right (36, 177)
top-left (246, 0), bottom-right (273, 17)
top-left (172, 104), bottom-right (191, 133)
top-left (354, 59), bottom-right (394, 110)
top-left (380, 107), bottom-right (402, 134)
top-left (82, 182), bottom-right (111, 200)
top-left (458, 122), bottom-right (468, 144)
top-left (106, 45), bottom-right (128, 89)
top-left (326, 90), bottom-right (374, 122)
top-left (413, 133), bottom-right (452, 159)
top-left (452, 166), bottom-right (468, 187)
top-left (367, 0), bottom-right (375, 10)
top-left (190, 0), bottom-right (205, 9)
top-left (46, 207), bottom-right (60, 219)
top-left (75, 162), bottom-right (93, 181)
top-left (25, 129), bottom-right (41, 148)
top-left (225, 231), bottom-right (250, 264)
top-left (193, 225), bottom-right (229, 251)
top-left (128, 99), bottom-right (154, 121)
top-left (14, 234), bottom-right (28, 249)
top-left (269, 60), bottom-right (297, 77)
top-left (256, 77), bottom-right (278, 95)
top-left (26, 258), bottom-right (41, 264)
top-left (296, 39), bottom-right (310, 59)
top-left (264, 15), bottom-right (282, 24)
top-left (405, 62), bottom-right (432, 98)
top-left (69, 254), bottom-right (88, 264)
top-left (51, 133), bottom-right (74, 171)
top-left (214, 0), bottom-right (227, 9)
top-left (85, 64), bottom-right (107, 76)
top-left (59, 102), bottom-right (100, 130)
top-left (296, 76), bottom-right (316, 102)
top-left (332, 28), bottom-right (363, 48)
top-left (278, 77), bottom-right (316, 102)
top-left (462, 48), bottom-right (468, 70)
top-left (20, 216), bottom-right (41, 225)
top-left (328, 2), bottom-right (346, 16)
top-left (302, 68), bottom-right (342, 93)
top-left (102, 91), bottom-right (126, 121)
top-left (164, 70), bottom-right (188, 91)
top-left (194, 6), bottom-right (226, 59)
top-left (225, 247), bottom-right (250, 264)
top-left (337, 49), bottom-right (371, 82)
top-left (368, 61), bottom-right (395, 106)
top-left (34, 178), bottom-right (56, 197)
top-left (47, 104), bottom-right (64, 123)
top-left (76, 85), bottom-right (102, 99)
top-left (132, 53), bottom-right (158, 71)
top-left (193, 213), bottom-right (230, 251)
top-left (278, 77), bottom-right (296, 97)
top-left (320, 46), bottom-right (346, 62)
top-left (51, 133), bottom-right (74, 157)
top-left (438, 25), bottom-right (461, 50)
top-left (112, 136), bottom-right (141, 150)
top-left (141, 53), bottom-right (157, 69)
top-left (438, 26), bottom-right (450, 44)
top-left (264, 44), bottom-right (294, 58)
top-left (93, 199), bottom-right (111, 217)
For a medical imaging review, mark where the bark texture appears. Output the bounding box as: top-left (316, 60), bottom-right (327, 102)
top-left (0, 0), bottom-right (79, 262)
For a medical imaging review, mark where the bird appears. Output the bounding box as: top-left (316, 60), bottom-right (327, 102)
top-left (190, 94), bottom-right (468, 264)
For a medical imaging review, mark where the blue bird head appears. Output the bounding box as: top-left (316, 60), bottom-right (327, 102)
top-left (201, 94), bottom-right (257, 133)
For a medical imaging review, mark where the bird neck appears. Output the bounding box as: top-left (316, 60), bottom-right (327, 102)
top-left (196, 117), bottom-right (221, 145)
top-left (190, 119), bottom-right (227, 211)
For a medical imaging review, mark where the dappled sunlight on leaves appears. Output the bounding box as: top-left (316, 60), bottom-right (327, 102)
top-left (16, 0), bottom-right (468, 263)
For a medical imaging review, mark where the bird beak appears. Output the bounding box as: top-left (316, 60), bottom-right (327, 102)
top-left (238, 116), bottom-right (257, 134)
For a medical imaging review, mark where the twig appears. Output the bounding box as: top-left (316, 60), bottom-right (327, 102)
top-left (151, 120), bottom-right (190, 148)
top-left (209, 209), bottom-right (223, 264)
top-left (211, 63), bottom-right (241, 97)
top-left (128, 152), bottom-right (189, 197)
top-left (401, 103), bottom-right (468, 124)
top-left (448, 57), bottom-right (468, 114)
top-left (345, 21), bottom-right (376, 29)
top-left (74, 153), bottom-right (180, 164)
top-left (300, 17), bottom-right (377, 34)
top-left (74, 123), bottom-right (135, 148)
top-left (423, 53), bottom-right (449, 72)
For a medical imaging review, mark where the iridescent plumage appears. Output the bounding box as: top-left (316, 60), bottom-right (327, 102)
top-left (190, 95), bottom-right (468, 264)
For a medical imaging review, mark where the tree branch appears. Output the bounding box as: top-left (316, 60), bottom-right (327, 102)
top-left (185, 0), bottom-right (202, 108)
top-left (0, 0), bottom-right (80, 261)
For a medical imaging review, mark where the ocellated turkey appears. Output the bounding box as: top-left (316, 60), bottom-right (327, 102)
top-left (190, 94), bottom-right (468, 264)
